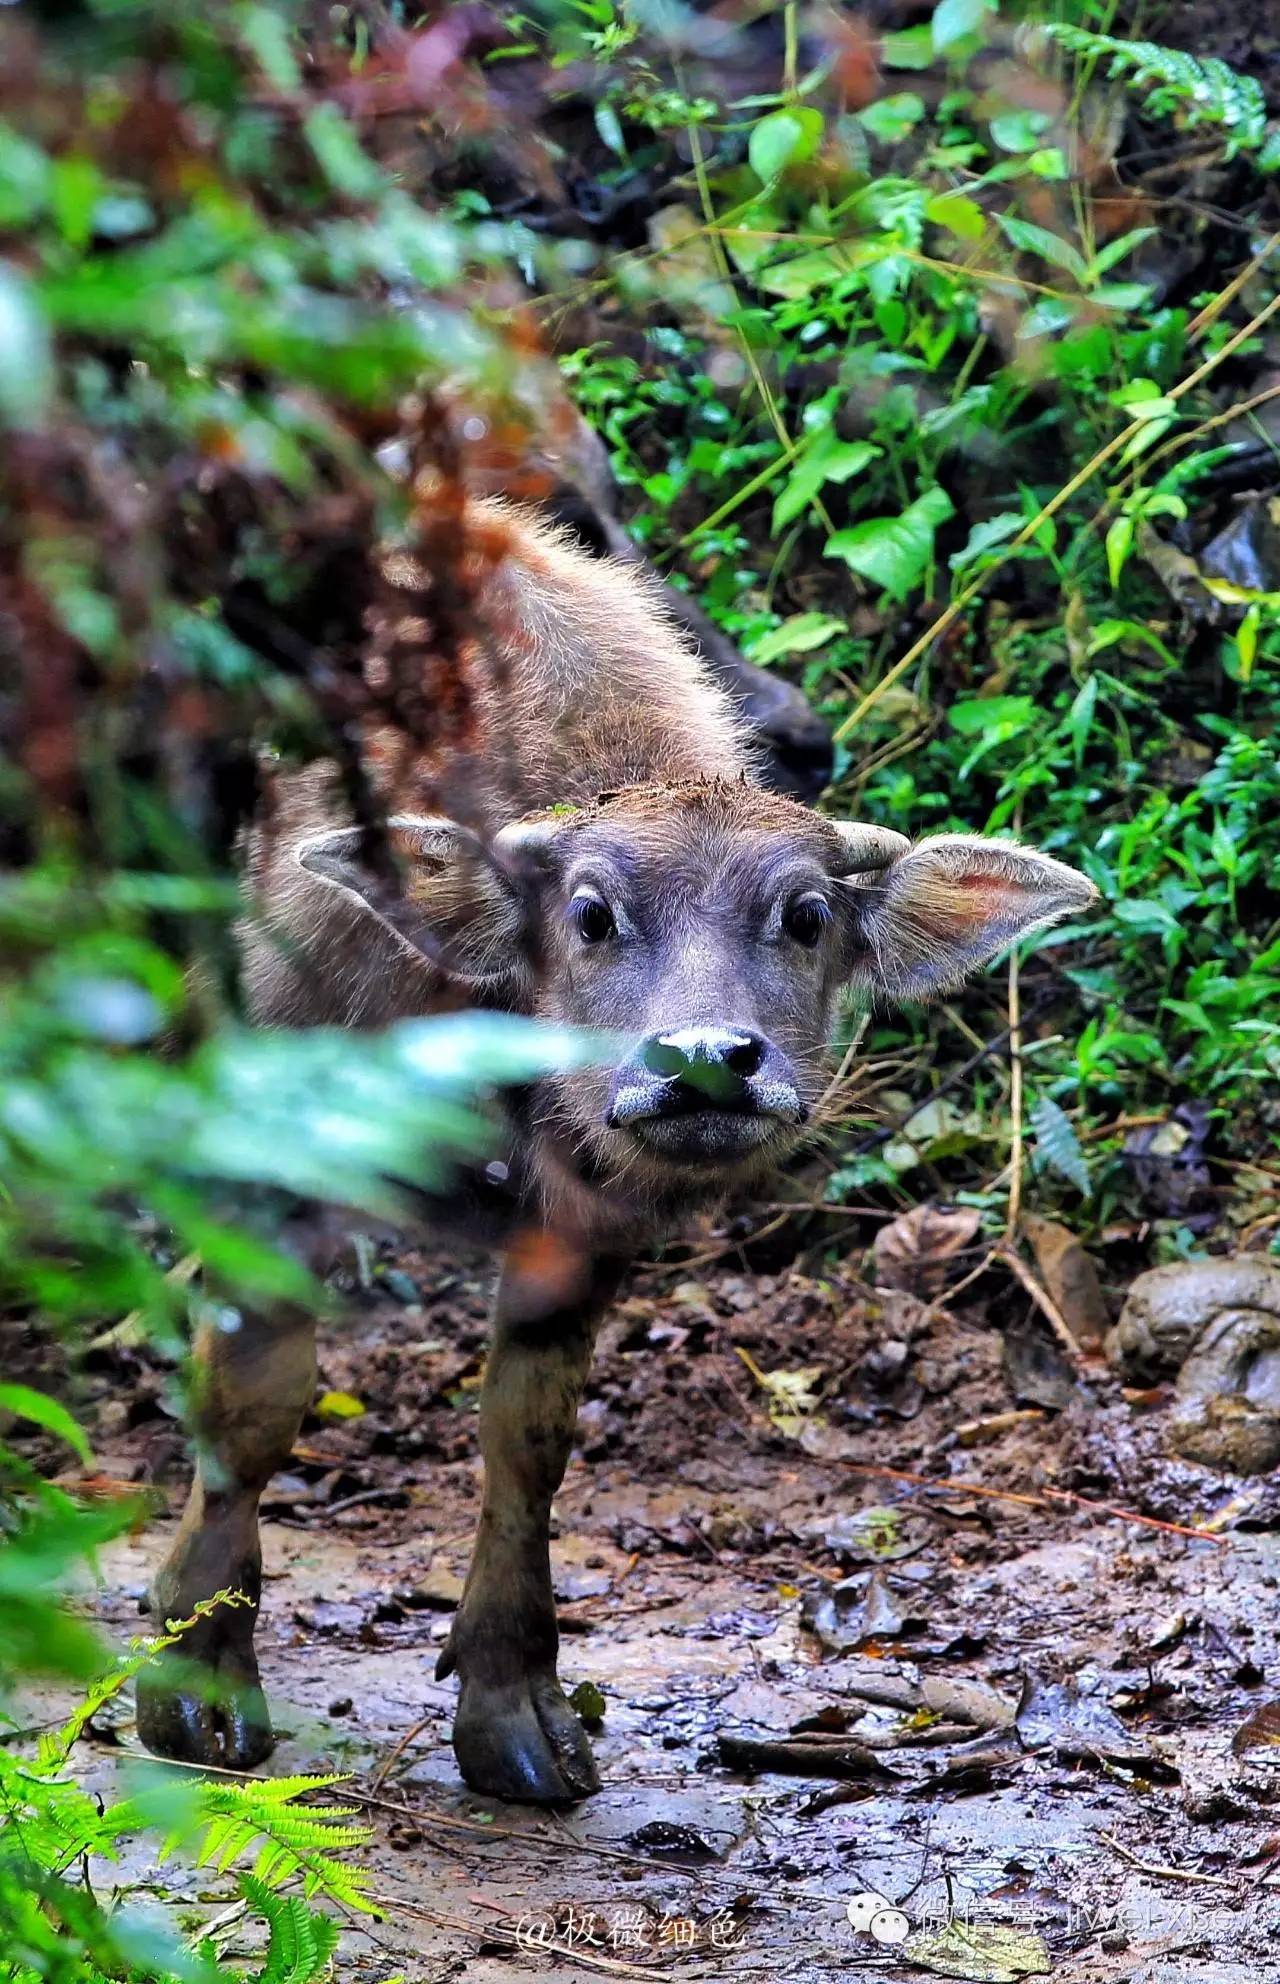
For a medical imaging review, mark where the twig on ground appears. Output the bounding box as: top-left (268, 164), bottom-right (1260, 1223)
top-left (371, 1711), bottom-right (436, 1790)
top-left (994, 1242), bottom-right (1088, 1369)
top-left (829, 1457), bottom-right (1229, 1546)
top-left (1101, 1833), bottom-right (1239, 1889)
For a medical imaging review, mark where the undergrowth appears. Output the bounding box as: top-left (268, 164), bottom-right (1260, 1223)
top-left (554, 0), bottom-right (1280, 1254)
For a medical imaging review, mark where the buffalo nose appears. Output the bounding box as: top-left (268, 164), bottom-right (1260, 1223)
top-left (639, 1026), bottom-right (766, 1085)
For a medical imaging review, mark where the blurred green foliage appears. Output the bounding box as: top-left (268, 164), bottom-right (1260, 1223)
top-left (3, 0), bottom-right (1280, 1975)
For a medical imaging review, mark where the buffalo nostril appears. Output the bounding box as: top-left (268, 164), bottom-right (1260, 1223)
top-left (640, 1036), bottom-right (691, 1079)
top-left (723, 1035), bottom-right (765, 1077)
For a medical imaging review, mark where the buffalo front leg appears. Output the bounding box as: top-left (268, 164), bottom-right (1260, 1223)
top-left (438, 1235), bottom-right (625, 1804)
top-left (136, 1304), bottom-right (316, 1770)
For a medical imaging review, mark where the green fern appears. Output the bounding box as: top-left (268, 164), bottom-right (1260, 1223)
top-left (239, 1876), bottom-right (338, 1984)
top-left (1044, 24), bottom-right (1278, 165)
top-left (125, 1774), bottom-right (375, 1916)
top-left (1030, 1094), bottom-right (1091, 1197)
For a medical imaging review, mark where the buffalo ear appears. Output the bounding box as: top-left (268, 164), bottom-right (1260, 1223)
top-left (295, 816), bottom-right (526, 988)
top-left (844, 834), bottom-right (1097, 1000)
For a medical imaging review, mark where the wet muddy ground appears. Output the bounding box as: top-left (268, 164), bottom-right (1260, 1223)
top-left (45, 1239), bottom-right (1280, 1981)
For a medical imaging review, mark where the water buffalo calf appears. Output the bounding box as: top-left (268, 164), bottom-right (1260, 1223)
top-left (137, 501), bottom-right (1095, 1802)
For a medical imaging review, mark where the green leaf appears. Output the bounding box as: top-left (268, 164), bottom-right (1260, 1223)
top-left (1105, 514), bottom-right (1135, 589)
top-left (1066, 675), bottom-right (1098, 770)
top-left (756, 247), bottom-right (854, 298)
top-left (772, 434), bottom-right (880, 531)
top-left (881, 26), bottom-right (934, 68)
top-left (748, 612), bottom-right (847, 664)
top-left (859, 94), bottom-right (925, 144)
top-left (949, 510), bottom-right (1024, 572)
top-left (932, 0), bottom-right (997, 55)
top-left (0, 120), bottom-right (51, 228)
top-left (926, 190), bottom-right (986, 240)
top-left (948, 694), bottom-right (1035, 737)
top-left (1031, 1095), bottom-right (1091, 1196)
top-left (824, 485), bottom-right (954, 600)
top-left (1236, 600), bottom-right (1261, 681)
top-left (989, 110), bottom-right (1051, 153)
top-left (996, 214), bottom-right (1088, 284)
top-left (748, 107), bottom-right (822, 183)
top-left (595, 101), bottom-right (627, 156)
top-left (303, 104), bottom-right (386, 200)
top-left (0, 1384), bottom-right (93, 1465)
top-left (0, 267), bottom-right (53, 429)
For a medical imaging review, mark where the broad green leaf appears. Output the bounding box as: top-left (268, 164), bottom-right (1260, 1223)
top-left (825, 485), bottom-right (953, 601)
top-left (996, 214), bottom-right (1088, 284)
top-left (0, 267), bottom-right (52, 428)
top-left (932, 0), bottom-right (997, 55)
top-left (772, 435), bottom-right (880, 531)
top-left (882, 26), bottom-right (934, 68)
top-left (859, 94), bottom-right (925, 145)
top-left (948, 694), bottom-right (1035, 737)
top-left (756, 247), bottom-right (856, 298)
top-left (0, 120), bottom-right (51, 228)
top-left (1119, 413), bottom-right (1175, 462)
top-left (1087, 226), bottom-right (1157, 279)
top-left (0, 1384), bottom-right (93, 1466)
top-left (927, 191), bottom-right (986, 240)
top-left (748, 612), bottom-right (847, 664)
top-left (50, 155), bottom-right (101, 249)
top-left (949, 511), bottom-right (1024, 572)
top-left (316, 1390), bottom-right (366, 1421)
top-left (1090, 281), bottom-right (1154, 311)
top-left (749, 107), bottom-right (822, 183)
top-left (989, 109), bottom-right (1051, 153)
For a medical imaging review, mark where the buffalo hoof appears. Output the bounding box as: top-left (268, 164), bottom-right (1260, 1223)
top-left (136, 1644), bottom-right (274, 1771)
top-left (452, 1672), bottom-right (600, 1804)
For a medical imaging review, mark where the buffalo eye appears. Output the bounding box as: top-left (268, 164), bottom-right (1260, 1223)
top-left (570, 890), bottom-right (616, 945)
top-left (781, 892), bottom-right (831, 948)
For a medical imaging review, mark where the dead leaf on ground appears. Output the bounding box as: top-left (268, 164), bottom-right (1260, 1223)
top-left (873, 1203), bottom-right (982, 1297)
top-left (903, 1921), bottom-right (1052, 1982)
top-left (803, 1567), bottom-right (931, 1652)
top-left (1016, 1674), bottom-right (1171, 1774)
top-left (1233, 1700), bottom-right (1280, 1761)
top-left (1021, 1216), bottom-right (1109, 1345)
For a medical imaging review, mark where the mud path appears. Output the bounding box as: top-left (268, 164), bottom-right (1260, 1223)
top-left (65, 1247), bottom-right (1280, 1980)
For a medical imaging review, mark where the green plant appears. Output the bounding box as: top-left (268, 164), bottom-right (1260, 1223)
top-left (1, 1596), bottom-right (371, 1981)
top-left (1043, 23), bottom-right (1280, 166)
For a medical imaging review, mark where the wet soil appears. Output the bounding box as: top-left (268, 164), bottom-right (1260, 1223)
top-left (42, 1242), bottom-right (1280, 1981)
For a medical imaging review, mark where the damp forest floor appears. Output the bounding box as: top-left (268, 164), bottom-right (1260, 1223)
top-left (36, 1239), bottom-right (1280, 1984)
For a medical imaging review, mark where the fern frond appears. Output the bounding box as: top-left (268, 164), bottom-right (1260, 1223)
top-left (241, 1874), bottom-right (339, 1984)
top-left (1044, 24), bottom-right (1277, 164)
top-left (1031, 1094), bottom-right (1091, 1196)
top-left (44, 1587), bottom-right (255, 1768)
top-left (114, 1773), bottom-right (377, 1916)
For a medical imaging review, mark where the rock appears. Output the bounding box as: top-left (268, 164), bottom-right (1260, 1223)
top-left (1107, 1258), bottom-right (1280, 1475)
top-left (1201, 498), bottom-right (1280, 593)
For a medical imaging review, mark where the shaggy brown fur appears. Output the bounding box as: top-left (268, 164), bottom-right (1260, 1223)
top-left (143, 497), bottom-right (1096, 1808)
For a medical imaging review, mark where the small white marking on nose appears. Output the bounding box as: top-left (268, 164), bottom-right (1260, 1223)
top-left (657, 1027), bottom-right (753, 1059)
